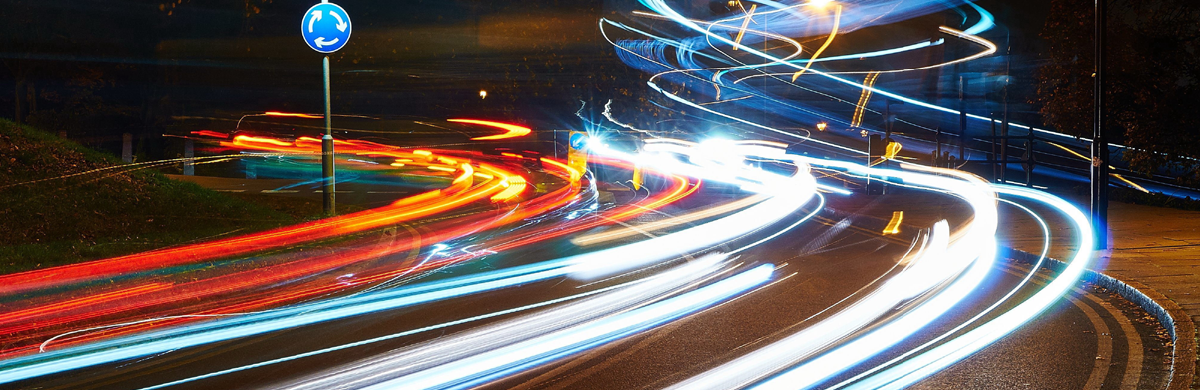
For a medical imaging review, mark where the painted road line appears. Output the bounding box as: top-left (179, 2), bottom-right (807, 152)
top-left (998, 265), bottom-right (1147, 390)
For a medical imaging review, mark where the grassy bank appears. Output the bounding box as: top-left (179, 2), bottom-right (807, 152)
top-left (0, 119), bottom-right (306, 273)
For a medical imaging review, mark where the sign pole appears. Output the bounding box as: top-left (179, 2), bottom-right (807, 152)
top-left (302, 0), bottom-right (349, 216)
top-left (322, 55), bottom-right (335, 215)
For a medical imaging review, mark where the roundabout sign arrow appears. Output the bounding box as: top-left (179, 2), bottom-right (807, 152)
top-left (302, 2), bottom-right (351, 53)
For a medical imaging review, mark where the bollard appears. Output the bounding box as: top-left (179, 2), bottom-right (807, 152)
top-left (122, 133), bottom-right (133, 163)
top-left (183, 138), bottom-right (195, 176)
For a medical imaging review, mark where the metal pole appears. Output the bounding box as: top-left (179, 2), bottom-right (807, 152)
top-left (1001, 112), bottom-right (1009, 183)
top-left (1091, 0), bottom-right (1109, 249)
top-left (322, 55), bottom-right (336, 216)
top-left (958, 75), bottom-right (967, 161)
top-left (935, 126), bottom-right (942, 167)
top-left (989, 113), bottom-right (997, 181)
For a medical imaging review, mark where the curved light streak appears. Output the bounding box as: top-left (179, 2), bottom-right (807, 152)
top-left (448, 119), bottom-right (533, 141)
top-left (672, 160), bottom-right (1000, 390)
top-left (354, 264), bottom-right (774, 390)
top-left (841, 185), bottom-right (1093, 390)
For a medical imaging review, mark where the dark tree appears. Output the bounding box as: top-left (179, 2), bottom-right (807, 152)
top-left (1037, 0), bottom-right (1200, 184)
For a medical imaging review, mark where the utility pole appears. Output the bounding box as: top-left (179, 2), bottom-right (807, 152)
top-left (1092, 0), bottom-right (1109, 249)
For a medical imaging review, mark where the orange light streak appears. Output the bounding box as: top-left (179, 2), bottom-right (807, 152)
top-left (0, 156), bottom-right (695, 356)
top-left (449, 119), bottom-right (533, 141)
top-left (190, 130), bottom-right (229, 139)
top-left (263, 111), bottom-right (323, 119)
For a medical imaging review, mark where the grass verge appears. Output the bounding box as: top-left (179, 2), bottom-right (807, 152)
top-left (0, 119), bottom-right (310, 273)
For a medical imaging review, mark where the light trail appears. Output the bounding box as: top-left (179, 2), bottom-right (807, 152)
top-left (138, 269), bottom-right (673, 390)
top-left (447, 119), bottom-right (533, 141)
top-left (0, 132), bottom-right (630, 354)
top-left (119, 135), bottom-right (815, 389)
top-left (0, 133), bottom-right (718, 358)
top-left (839, 185), bottom-right (1093, 390)
top-left (574, 139), bottom-right (817, 280)
top-left (790, 4), bottom-right (841, 81)
top-left (0, 137), bottom-right (807, 386)
top-left (592, 1), bottom-right (1109, 386)
top-left (0, 260), bottom-right (582, 384)
top-left (0, 0), bottom-right (1122, 386)
top-left (620, 0), bottom-right (1136, 156)
top-left (0, 136), bottom-right (522, 296)
top-left (263, 111), bottom-right (323, 119)
top-left (570, 195), bottom-right (766, 247)
top-left (355, 264), bottom-right (773, 390)
top-left (671, 159), bottom-right (1000, 390)
top-left (0, 135), bottom-right (715, 379)
top-left (824, 197), bottom-right (1053, 390)
top-left (280, 254), bottom-right (739, 389)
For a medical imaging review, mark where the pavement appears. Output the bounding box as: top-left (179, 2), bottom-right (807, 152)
top-left (1002, 200), bottom-right (1200, 389)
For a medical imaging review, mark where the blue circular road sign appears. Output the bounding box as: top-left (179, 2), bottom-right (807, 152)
top-left (569, 133), bottom-right (589, 150)
top-left (302, 2), bottom-right (352, 53)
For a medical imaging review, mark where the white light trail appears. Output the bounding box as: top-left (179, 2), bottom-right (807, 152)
top-left (672, 159), bottom-right (1000, 390)
top-left (280, 254), bottom-right (738, 389)
top-left (358, 264), bottom-right (774, 390)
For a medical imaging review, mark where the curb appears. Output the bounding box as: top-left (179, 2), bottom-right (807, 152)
top-left (1007, 247), bottom-right (1196, 390)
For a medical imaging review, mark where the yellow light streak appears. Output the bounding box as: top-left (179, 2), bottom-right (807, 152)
top-left (541, 157), bottom-right (583, 182)
top-left (732, 4), bottom-right (757, 51)
top-left (452, 163), bottom-right (474, 185)
top-left (883, 211), bottom-right (904, 235)
top-left (792, 4), bottom-right (842, 82)
top-left (491, 176), bottom-right (527, 202)
top-left (851, 72), bottom-right (880, 128)
top-left (885, 141), bottom-right (903, 160)
top-left (1047, 142), bottom-right (1150, 193)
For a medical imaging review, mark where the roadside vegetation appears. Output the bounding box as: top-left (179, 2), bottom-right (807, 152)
top-left (0, 119), bottom-right (317, 273)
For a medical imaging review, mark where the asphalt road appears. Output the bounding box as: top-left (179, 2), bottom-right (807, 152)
top-left (9, 185), bottom-right (1173, 390)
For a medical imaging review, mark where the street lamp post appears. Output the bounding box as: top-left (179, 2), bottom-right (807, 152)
top-left (1091, 0), bottom-right (1109, 249)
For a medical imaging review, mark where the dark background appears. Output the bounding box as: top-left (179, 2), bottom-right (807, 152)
top-left (1, 0), bottom-right (1196, 182)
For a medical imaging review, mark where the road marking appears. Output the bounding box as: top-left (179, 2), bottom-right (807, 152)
top-left (1086, 293), bottom-right (1143, 389)
top-left (260, 190), bottom-right (299, 194)
top-left (1003, 265), bottom-right (1144, 390)
top-left (310, 190), bottom-right (354, 194)
top-left (1073, 294), bottom-right (1113, 390)
top-left (213, 189), bottom-right (246, 193)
